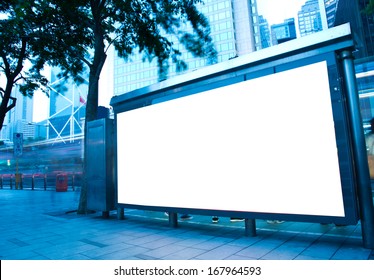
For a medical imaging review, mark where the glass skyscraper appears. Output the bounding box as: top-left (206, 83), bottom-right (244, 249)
top-left (47, 67), bottom-right (87, 140)
top-left (270, 18), bottom-right (297, 45)
top-left (324, 0), bottom-right (338, 28)
top-left (298, 0), bottom-right (323, 37)
top-left (113, 0), bottom-right (262, 95)
top-left (258, 15), bottom-right (271, 49)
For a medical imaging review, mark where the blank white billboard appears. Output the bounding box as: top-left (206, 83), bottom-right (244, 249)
top-left (117, 61), bottom-right (345, 217)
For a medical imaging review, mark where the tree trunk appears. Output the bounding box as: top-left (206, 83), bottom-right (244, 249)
top-left (0, 39), bottom-right (26, 131)
top-left (77, 23), bottom-right (107, 214)
top-left (77, 69), bottom-right (102, 214)
top-left (0, 81), bottom-right (17, 131)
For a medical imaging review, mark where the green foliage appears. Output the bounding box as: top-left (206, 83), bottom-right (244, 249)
top-left (0, 1), bottom-right (50, 96)
top-left (2, 0), bottom-right (218, 213)
top-left (112, 0), bottom-right (217, 80)
top-left (363, 0), bottom-right (374, 14)
top-left (0, 0), bottom-right (91, 130)
top-left (0, 1), bottom-right (52, 130)
top-left (1, 0), bottom-right (217, 109)
top-left (44, 0), bottom-right (217, 82)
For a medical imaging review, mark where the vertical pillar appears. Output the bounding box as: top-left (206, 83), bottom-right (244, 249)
top-left (340, 49), bottom-right (374, 249)
top-left (15, 173), bottom-right (22, 190)
top-left (117, 207), bottom-right (124, 220)
top-left (102, 211), bottom-right (110, 218)
top-left (244, 219), bottom-right (257, 237)
top-left (72, 174), bottom-right (75, 191)
top-left (169, 212), bottom-right (178, 228)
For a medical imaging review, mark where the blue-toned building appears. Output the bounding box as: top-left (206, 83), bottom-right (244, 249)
top-left (271, 18), bottom-right (297, 45)
top-left (113, 0), bottom-right (265, 95)
top-left (298, 0), bottom-right (323, 37)
top-left (259, 15), bottom-right (271, 49)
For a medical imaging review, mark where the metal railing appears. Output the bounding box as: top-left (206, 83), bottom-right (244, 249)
top-left (0, 172), bottom-right (82, 191)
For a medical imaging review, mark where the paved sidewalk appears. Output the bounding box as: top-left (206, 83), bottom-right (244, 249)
top-left (0, 189), bottom-right (373, 260)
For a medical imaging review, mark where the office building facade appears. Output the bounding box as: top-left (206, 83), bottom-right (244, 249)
top-left (325, 0), bottom-right (372, 58)
top-left (298, 0), bottom-right (323, 37)
top-left (258, 15), bottom-right (271, 49)
top-left (114, 0), bottom-right (262, 95)
top-left (1, 87), bottom-right (34, 141)
top-left (271, 18), bottom-right (297, 45)
top-left (47, 67), bottom-right (87, 141)
top-left (324, 0), bottom-right (338, 27)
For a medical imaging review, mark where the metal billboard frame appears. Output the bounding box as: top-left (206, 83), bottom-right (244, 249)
top-left (111, 23), bottom-right (374, 248)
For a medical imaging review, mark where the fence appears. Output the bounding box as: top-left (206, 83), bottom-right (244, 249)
top-left (0, 172), bottom-right (82, 191)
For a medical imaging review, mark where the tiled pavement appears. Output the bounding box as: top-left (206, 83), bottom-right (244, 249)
top-left (0, 189), bottom-right (373, 260)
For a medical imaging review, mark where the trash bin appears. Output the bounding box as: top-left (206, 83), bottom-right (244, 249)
top-left (56, 173), bottom-right (68, 192)
top-left (15, 173), bottom-right (22, 190)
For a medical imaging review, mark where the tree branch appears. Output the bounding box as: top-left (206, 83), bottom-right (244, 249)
top-left (0, 52), bottom-right (11, 77)
top-left (98, 0), bottom-right (107, 12)
top-left (12, 37), bottom-right (28, 79)
top-left (6, 96), bottom-right (16, 113)
top-left (81, 56), bottom-right (92, 68)
top-left (13, 73), bottom-right (25, 84)
top-left (105, 36), bottom-right (119, 53)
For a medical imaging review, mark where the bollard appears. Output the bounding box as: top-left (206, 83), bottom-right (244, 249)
top-left (168, 212), bottom-right (178, 228)
top-left (117, 207), bottom-right (125, 220)
top-left (244, 219), bottom-right (257, 237)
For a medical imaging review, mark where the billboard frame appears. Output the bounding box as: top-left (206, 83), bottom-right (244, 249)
top-left (111, 24), bottom-right (374, 248)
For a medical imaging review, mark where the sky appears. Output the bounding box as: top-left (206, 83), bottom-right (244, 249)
top-left (257, 0), bottom-right (309, 26)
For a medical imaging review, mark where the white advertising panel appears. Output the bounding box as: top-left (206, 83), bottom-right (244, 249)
top-left (117, 61), bottom-right (345, 217)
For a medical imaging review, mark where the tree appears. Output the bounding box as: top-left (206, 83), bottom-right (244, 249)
top-left (0, 0), bottom-right (86, 131)
top-left (0, 1), bottom-right (49, 131)
top-left (46, 0), bottom-right (217, 213)
top-left (363, 0), bottom-right (374, 14)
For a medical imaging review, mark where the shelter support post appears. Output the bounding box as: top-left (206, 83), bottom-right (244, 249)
top-left (169, 212), bottom-right (178, 228)
top-left (244, 219), bottom-right (256, 237)
top-left (340, 49), bottom-right (374, 249)
top-left (117, 207), bottom-right (124, 220)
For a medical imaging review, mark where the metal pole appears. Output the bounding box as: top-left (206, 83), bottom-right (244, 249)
top-left (15, 158), bottom-right (19, 190)
top-left (244, 219), bottom-right (257, 237)
top-left (340, 49), bottom-right (374, 249)
top-left (168, 212), bottom-right (178, 228)
top-left (117, 207), bottom-right (124, 220)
